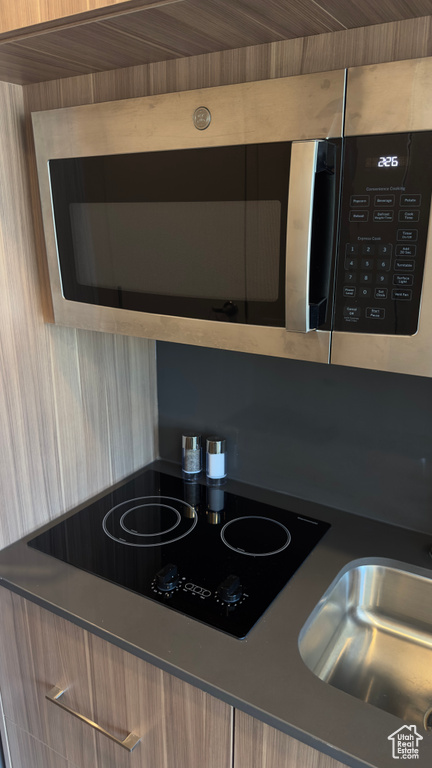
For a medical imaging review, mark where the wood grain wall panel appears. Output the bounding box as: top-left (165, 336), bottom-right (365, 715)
top-left (0, 79), bottom-right (157, 549)
top-left (0, 81), bottom-right (63, 546)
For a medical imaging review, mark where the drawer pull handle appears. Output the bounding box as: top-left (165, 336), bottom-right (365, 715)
top-left (46, 686), bottom-right (141, 752)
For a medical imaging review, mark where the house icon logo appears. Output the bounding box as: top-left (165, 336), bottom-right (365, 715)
top-left (388, 725), bottom-right (423, 759)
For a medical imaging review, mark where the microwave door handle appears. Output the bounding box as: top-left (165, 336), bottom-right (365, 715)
top-left (285, 140), bottom-right (321, 333)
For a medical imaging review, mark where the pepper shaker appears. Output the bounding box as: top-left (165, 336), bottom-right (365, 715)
top-left (182, 434), bottom-right (202, 477)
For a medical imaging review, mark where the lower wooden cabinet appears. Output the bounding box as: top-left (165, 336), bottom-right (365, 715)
top-left (0, 589), bottom-right (232, 768)
top-left (0, 589), bottom-right (348, 768)
top-left (233, 710), bottom-right (347, 768)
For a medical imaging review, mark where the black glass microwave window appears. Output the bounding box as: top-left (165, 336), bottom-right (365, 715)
top-left (49, 144), bottom-right (291, 326)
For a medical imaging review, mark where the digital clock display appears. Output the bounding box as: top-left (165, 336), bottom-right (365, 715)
top-left (366, 155), bottom-right (408, 169)
top-left (378, 156), bottom-right (398, 167)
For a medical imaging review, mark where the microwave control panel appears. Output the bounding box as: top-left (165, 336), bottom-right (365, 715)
top-left (334, 132), bottom-right (432, 335)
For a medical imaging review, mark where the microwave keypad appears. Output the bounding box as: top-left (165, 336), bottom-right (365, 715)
top-left (334, 133), bottom-right (432, 335)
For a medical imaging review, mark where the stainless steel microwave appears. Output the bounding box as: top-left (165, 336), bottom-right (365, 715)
top-left (32, 57), bottom-right (432, 376)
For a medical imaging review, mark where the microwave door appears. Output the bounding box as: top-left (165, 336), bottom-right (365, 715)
top-left (32, 71), bottom-right (345, 363)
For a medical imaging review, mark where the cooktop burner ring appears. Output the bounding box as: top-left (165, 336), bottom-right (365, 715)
top-left (120, 503), bottom-right (181, 537)
top-left (102, 495), bottom-right (197, 547)
top-left (220, 515), bottom-right (291, 557)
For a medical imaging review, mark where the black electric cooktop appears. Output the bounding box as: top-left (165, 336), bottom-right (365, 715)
top-left (28, 470), bottom-right (330, 638)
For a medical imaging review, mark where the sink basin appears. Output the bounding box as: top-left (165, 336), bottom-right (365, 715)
top-left (299, 559), bottom-right (432, 728)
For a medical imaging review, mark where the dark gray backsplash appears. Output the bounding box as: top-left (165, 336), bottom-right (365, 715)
top-left (157, 342), bottom-right (432, 534)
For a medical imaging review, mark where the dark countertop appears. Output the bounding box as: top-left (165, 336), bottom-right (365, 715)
top-left (1, 459), bottom-right (432, 768)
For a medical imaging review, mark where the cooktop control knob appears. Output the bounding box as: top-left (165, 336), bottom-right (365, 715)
top-left (216, 574), bottom-right (243, 604)
top-left (155, 563), bottom-right (179, 592)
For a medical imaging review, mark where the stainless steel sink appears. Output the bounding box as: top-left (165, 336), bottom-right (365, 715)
top-left (298, 559), bottom-right (432, 728)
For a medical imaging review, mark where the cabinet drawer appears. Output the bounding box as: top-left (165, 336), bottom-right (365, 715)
top-left (0, 589), bottom-right (232, 768)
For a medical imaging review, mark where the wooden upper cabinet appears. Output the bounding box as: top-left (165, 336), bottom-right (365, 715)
top-left (0, 589), bottom-right (232, 768)
top-left (1, 1), bottom-right (430, 86)
top-left (0, 0), bottom-right (159, 36)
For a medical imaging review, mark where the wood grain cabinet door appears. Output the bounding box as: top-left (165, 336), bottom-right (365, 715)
top-left (0, 589), bottom-right (232, 768)
top-left (234, 710), bottom-right (347, 768)
top-left (87, 632), bottom-right (232, 768)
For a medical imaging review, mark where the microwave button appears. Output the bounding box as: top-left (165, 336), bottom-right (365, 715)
top-left (395, 244), bottom-right (416, 257)
top-left (345, 243), bottom-right (359, 255)
top-left (398, 210), bottom-right (420, 223)
top-left (378, 243), bottom-right (392, 256)
top-left (350, 195), bottom-right (370, 207)
top-left (397, 229), bottom-right (418, 241)
top-left (360, 258), bottom-right (373, 269)
top-left (374, 194), bottom-right (395, 206)
top-left (400, 194), bottom-right (421, 206)
top-left (376, 273), bottom-right (389, 285)
top-left (344, 257), bottom-right (358, 270)
top-left (343, 305), bottom-right (361, 319)
top-left (366, 307), bottom-right (385, 320)
top-left (343, 286), bottom-right (357, 298)
top-left (349, 210), bottom-right (369, 222)
top-left (392, 289), bottom-right (413, 301)
top-left (395, 260), bottom-right (415, 271)
top-left (344, 272), bottom-right (357, 283)
top-left (374, 288), bottom-right (388, 299)
top-left (373, 210), bottom-right (394, 222)
top-left (377, 258), bottom-right (391, 271)
top-left (361, 244), bottom-right (375, 256)
top-left (393, 274), bottom-right (414, 286)
top-left (359, 287), bottom-right (371, 298)
top-left (360, 273), bottom-right (372, 284)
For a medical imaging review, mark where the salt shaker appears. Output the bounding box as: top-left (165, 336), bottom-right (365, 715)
top-left (182, 433), bottom-right (202, 476)
top-left (206, 437), bottom-right (226, 483)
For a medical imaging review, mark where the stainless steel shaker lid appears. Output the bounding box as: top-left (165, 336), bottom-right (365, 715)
top-left (182, 434), bottom-right (201, 450)
top-left (206, 436), bottom-right (226, 454)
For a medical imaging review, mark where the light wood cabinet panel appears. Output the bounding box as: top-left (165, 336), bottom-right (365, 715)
top-left (88, 632), bottom-right (232, 768)
top-left (234, 710), bottom-right (347, 768)
top-left (0, 589), bottom-right (232, 768)
top-left (6, 720), bottom-right (78, 768)
top-left (0, 79), bottom-right (158, 551)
